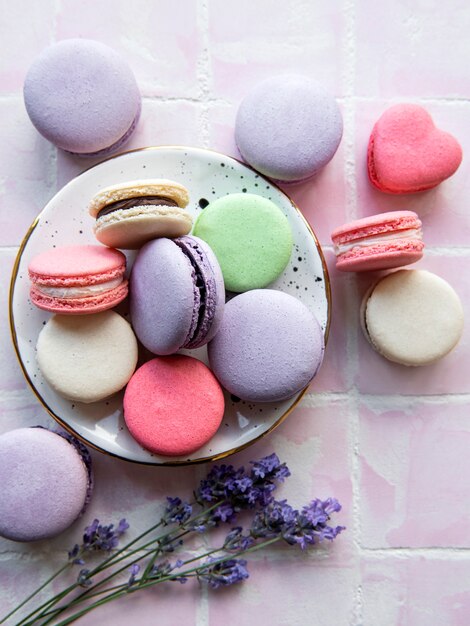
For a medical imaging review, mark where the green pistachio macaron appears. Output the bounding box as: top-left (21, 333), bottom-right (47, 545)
top-left (193, 193), bottom-right (292, 292)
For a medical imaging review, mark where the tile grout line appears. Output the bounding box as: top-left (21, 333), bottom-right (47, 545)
top-left (196, 0), bottom-right (212, 149)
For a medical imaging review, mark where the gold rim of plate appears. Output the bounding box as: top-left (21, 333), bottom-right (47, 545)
top-left (8, 146), bottom-right (332, 467)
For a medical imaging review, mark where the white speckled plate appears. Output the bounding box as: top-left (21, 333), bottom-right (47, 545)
top-left (9, 147), bottom-right (330, 465)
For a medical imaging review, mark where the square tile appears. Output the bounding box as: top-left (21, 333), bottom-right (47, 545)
top-left (0, 98), bottom-right (55, 246)
top-left (208, 0), bottom-right (347, 102)
top-left (362, 557), bottom-right (470, 626)
top-left (355, 0), bottom-right (470, 98)
top-left (359, 398), bottom-right (470, 548)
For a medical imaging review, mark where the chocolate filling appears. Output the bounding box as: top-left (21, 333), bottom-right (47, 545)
top-left (97, 195), bottom-right (178, 220)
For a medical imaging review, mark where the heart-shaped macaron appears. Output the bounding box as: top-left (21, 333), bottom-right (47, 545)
top-left (367, 104), bottom-right (462, 194)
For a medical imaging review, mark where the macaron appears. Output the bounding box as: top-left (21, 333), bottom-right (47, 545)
top-left (23, 39), bottom-right (141, 157)
top-left (37, 311), bottom-right (138, 403)
top-left (28, 245), bottom-right (128, 314)
top-left (130, 235), bottom-right (225, 355)
top-left (331, 211), bottom-right (424, 272)
top-left (0, 427), bottom-right (93, 542)
top-left (208, 289), bottom-right (324, 402)
top-left (124, 355), bottom-right (225, 456)
top-left (368, 104), bottom-right (462, 194)
top-left (193, 193), bottom-right (292, 292)
top-left (361, 269), bottom-right (464, 366)
top-left (235, 75), bottom-right (343, 182)
top-left (88, 179), bottom-right (192, 249)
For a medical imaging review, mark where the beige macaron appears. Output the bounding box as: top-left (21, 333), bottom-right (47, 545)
top-left (89, 179), bottom-right (192, 249)
top-left (37, 311), bottom-right (138, 403)
top-left (361, 269), bottom-right (464, 366)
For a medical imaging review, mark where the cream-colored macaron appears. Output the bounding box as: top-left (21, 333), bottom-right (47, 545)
top-left (37, 311), bottom-right (138, 403)
top-left (88, 179), bottom-right (192, 249)
top-left (361, 269), bottom-right (464, 366)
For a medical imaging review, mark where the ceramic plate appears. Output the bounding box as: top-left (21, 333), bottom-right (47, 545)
top-left (10, 146), bottom-right (330, 465)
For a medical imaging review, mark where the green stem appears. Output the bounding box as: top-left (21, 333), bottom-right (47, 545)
top-left (50, 538), bottom-right (282, 626)
top-left (16, 520), bottom-right (163, 626)
top-left (29, 503), bottom-right (222, 626)
top-left (0, 563), bottom-right (70, 625)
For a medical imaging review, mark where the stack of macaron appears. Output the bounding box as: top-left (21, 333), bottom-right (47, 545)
top-left (27, 177), bottom-right (325, 458)
top-left (329, 105), bottom-right (463, 366)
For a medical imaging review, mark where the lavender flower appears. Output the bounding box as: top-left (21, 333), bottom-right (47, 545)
top-left (67, 544), bottom-right (84, 566)
top-left (150, 559), bottom-right (186, 583)
top-left (127, 564), bottom-right (140, 587)
top-left (223, 527), bottom-right (254, 552)
top-left (163, 497), bottom-right (193, 526)
top-left (198, 558), bottom-right (249, 589)
top-left (77, 569), bottom-right (93, 588)
top-left (82, 518), bottom-right (129, 552)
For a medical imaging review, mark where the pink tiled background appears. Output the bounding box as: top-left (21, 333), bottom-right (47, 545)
top-left (1, 1), bottom-right (470, 625)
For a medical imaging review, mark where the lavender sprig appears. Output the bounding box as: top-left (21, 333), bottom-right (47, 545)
top-left (3, 453), bottom-right (344, 626)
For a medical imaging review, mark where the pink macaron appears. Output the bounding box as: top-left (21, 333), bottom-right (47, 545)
top-left (123, 355), bottom-right (225, 457)
top-left (367, 104), bottom-right (462, 194)
top-left (331, 211), bottom-right (424, 272)
top-left (28, 245), bottom-right (128, 314)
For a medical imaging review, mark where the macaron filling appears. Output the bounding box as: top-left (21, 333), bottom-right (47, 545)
top-left (34, 276), bottom-right (124, 299)
top-left (96, 196), bottom-right (178, 220)
top-left (174, 237), bottom-right (218, 349)
top-left (334, 228), bottom-right (423, 256)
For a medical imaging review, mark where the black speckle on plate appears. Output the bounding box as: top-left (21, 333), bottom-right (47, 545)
top-left (230, 394), bottom-right (241, 403)
top-left (220, 163), bottom-right (225, 167)
top-left (198, 198), bottom-right (209, 209)
top-left (298, 257), bottom-right (303, 262)
top-left (293, 267), bottom-right (298, 272)
top-left (242, 188), bottom-right (247, 193)
top-left (315, 276), bottom-right (323, 282)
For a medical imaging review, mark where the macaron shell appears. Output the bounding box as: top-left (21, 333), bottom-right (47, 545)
top-left (235, 75), bottom-right (343, 182)
top-left (193, 193), bottom-right (292, 292)
top-left (363, 269), bottom-right (464, 366)
top-left (37, 311), bottom-right (138, 403)
top-left (30, 280), bottom-right (128, 314)
top-left (208, 289), bottom-right (324, 402)
top-left (0, 428), bottom-right (89, 541)
top-left (23, 39), bottom-right (141, 155)
top-left (29, 245), bottom-right (126, 286)
top-left (94, 206), bottom-right (192, 250)
top-left (124, 356), bottom-right (225, 456)
top-left (367, 104), bottom-right (463, 194)
top-left (88, 179), bottom-right (190, 217)
top-left (130, 239), bottom-right (196, 355)
top-left (336, 242), bottom-right (424, 272)
top-left (331, 211), bottom-right (422, 244)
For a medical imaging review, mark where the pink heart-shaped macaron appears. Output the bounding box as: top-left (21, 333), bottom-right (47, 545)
top-left (367, 104), bottom-right (462, 194)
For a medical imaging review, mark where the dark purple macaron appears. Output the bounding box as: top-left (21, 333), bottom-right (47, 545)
top-left (0, 427), bottom-right (93, 542)
top-left (130, 236), bottom-right (225, 355)
top-left (208, 289), bottom-right (324, 402)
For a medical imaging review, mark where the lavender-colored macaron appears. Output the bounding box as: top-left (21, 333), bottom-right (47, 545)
top-left (208, 289), bottom-right (324, 402)
top-left (0, 428), bottom-right (93, 542)
top-left (130, 235), bottom-right (225, 355)
top-left (235, 75), bottom-right (343, 182)
top-left (23, 39), bottom-right (141, 157)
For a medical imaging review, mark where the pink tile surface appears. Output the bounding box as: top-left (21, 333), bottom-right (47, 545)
top-left (361, 557), bottom-right (470, 626)
top-left (355, 0), bottom-right (470, 98)
top-left (2, 2), bottom-right (470, 624)
top-left (208, 0), bottom-right (347, 101)
top-left (359, 400), bottom-right (470, 548)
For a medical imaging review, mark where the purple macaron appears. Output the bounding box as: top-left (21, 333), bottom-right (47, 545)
top-left (208, 289), bottom-right (324, 402)
top-left (235, 75), bottom-right (343, 182)
top-left (130, 235), bottom-right (225, 355)
top-left (23, 39), bottom-right (141, 157)
top-left (0, 427), bottom-right (93, 542)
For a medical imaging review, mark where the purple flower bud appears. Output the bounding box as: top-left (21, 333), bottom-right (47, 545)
top-left (127, 563), bottom-right (140, 587)
top-left (199, 558), bottom-right (249, 589)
